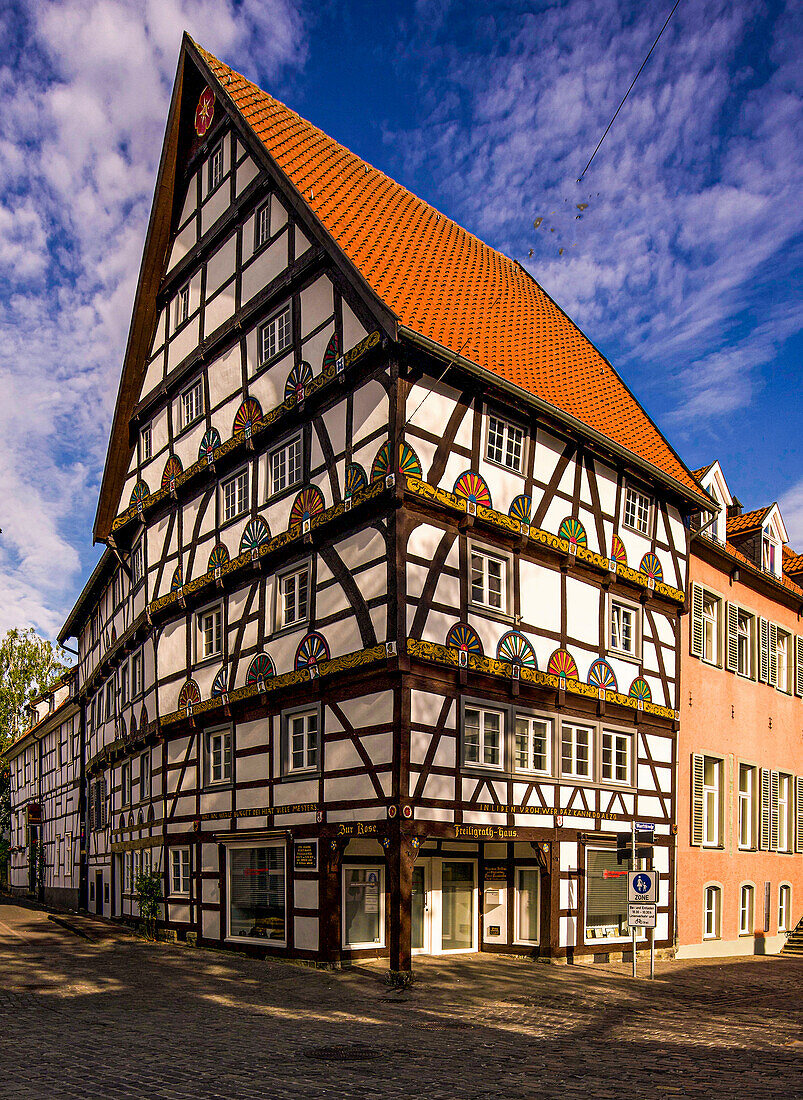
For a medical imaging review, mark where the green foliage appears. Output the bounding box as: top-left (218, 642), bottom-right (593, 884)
top-left (135, 868), bottom-right (163, 940)
top-left (30, 838), bottom-right (46, 893)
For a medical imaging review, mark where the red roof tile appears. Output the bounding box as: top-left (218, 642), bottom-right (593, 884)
top-left (726, 506), bottom-right (772, 537)
top-left (195, 43), bottom-right (701, 498)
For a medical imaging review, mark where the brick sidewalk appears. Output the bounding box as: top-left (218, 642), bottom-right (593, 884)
top-left (0, 902), bottom-right (801, 1099)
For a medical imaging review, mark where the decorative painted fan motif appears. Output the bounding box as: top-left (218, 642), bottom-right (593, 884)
top-left (211, 667), bottom-right (230, 697)
top-left (171, 565), bottom-right (183, 592)
top-left (239, 517), bottom-right (270, 553)
top-left (322, 331), bottom-right (340, 372)
top-left (129, 714), bottom-right (137, 737)
top-left (344, 463), bottom-right (368, 497)
top-left (284, 361), bottom-right (314, 402)
top-left (454, 471), bottom-right (492, 507)
top-left (497, 631), bottom-right (537, 668)
top-left (290, 485), bottom-right (325, 528)
top-left (588, 660), bottom-right (618, 692)
top-left (639, 553), bottom-right (664, 582)
top-left (558, 517), bottom-right (587, 547)
top-left (245, 653), bottom-right (276, 685)
top-left (233, 397), bottom-right (263, 436)
top-left (445, 623), bottom-right (484, 655)
top-left (610, 533), bottom-right (627, 564)
top-left (199, 428), bottom-right (221, 460)
top-left (370, 441), bottom-right (422, 481)
top-left (509, 494), bottom-right (532, 525)
top-left (161, 455), bottom-right (183, 490)
top-left (629, 678), bottom-right (652, 702)
top-left (208, 542), bottom-right (230, 571)
top-left (178, 679), bottom-right (201, 710)
top-left (547, 649), bottom-right (579, 679)
top-left (295, 632), bottom-right (330, 670)
top-left (140, 705), bottom-right (148, 730)
top-left (130, 480), bottom-right (149, 506)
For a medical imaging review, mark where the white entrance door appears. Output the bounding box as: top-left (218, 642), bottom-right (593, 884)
top-left (411, 859), bottom-right (431, 954)
top-left (411, 857), bottom-right (478, 955)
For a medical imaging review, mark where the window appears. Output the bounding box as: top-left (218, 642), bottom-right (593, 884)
top-left (702, 757), bottom-right (722, 847)
top-left (131, 651), bottom-right (143, 698)
top-left (131, 541), bottom-right (144, 586)
top-left (170, 847), bottom-right (190, 895)
top-left (124, 851), bottom-right (133, 894)
top-left (610, 598), bottom-right (639, 658)
top-left (140, 424), bottom-right (152, 462)
top-left (205, 728), bottom-right (232, 786)
top-left (181, 379), bottom-right (203, 429)
top-left (739, 884), bottom-right (754, 935)
top-left (277, 564), bottom-right (309, 629)
top-left (561, 722), bottom-right (593, 779)
top-left (701, 593), bottom-right (720, 665)
top-left (585, 849), bottom-right (630, 941)
top-left (514, 867), bottom-right (540, 945)
top-left (703, 885), bottom-right (721, 938)
top-left (762, 535), bottom-right (776, 575)
top-left (228, 844), bottom-right (286, 944)
top-left (779, 884), bottom-right (792, 932)
top-left (258, 306), bottom-right (292, 365)
top-left (255, 200), bottom-right (271, 249)
top-left (221, 468), bottom-right (249, 523)
top-left (121, 761), bottom-right (131, 807)
top-left (736, 609), bottom-right (753, 678)
top-left (622, 485), bottom-right (652, 535)
top-left (486, 414), bottom-right (524, 472)
top-left (208, 143), bottom-right (223, 191)
top-left (601, 729), bottom-right (631, 785)
top-left (469, 547), bottom-right (507, 613)
top-left (268, 434), bottom-right (302, 497)
top-left (175, 283), bottom-right (190, 329)
top-left (287, 709), bottom-right (318, 772)
top-left (778, 773), bottom-right (793, 851)
top-left (776, 630), bottom-right (791, 693)
top-left (105, 679), bottom-right (115, 724)
top-left (140, 753), bottom-right (150, 801)
top-left (514, 714), bottom-right (551, 774)
top-left (197, 604), bottom-right (223, 660)
top-left (120, 663), bottom-right (129, 707)
top-left (343, 866), bottom-right (385, 948)
top-left (463, 707), bottom-right (503, 769)
top-left (738, 764), bottom-right (757, 849)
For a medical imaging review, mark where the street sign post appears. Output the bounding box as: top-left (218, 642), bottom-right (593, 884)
top-left (627, 902), bottom-right (657, 928)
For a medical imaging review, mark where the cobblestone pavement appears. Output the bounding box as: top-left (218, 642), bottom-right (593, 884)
top-left (0, 902), bottom-right (801, 1100)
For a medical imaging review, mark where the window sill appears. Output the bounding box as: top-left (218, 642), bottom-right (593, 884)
top-left (175, 415), bottom-right (205, 440)
top-left (608, 648), bottom-right (641, 665)
top-left (621, 521), bottom-right (652, 539)
top-left (204, 781), bottom-right (233, 793)
top-left (219, 510), bottom-right (250, 531)
top-left (483, 455), bottom-right (525, 477)
top-left (248, 346), bottom-right (292, 382)
top-left (468, 604), bottom-right (514, 626)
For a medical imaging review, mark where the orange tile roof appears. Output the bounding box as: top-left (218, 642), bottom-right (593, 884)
top-left (691, 464), bottom-right (712, 482)
top-left (722, 541), bottom-right (803, 600)
top-left (195, 43), bottom-right (701, 498)
top-left (726, 506), bottom-right (772, 537)
top-left (783, 549), bottom-right (803, 576)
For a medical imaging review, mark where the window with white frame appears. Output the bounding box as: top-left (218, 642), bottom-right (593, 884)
top-left (703, 757), bottom-right (722, 847)
top-left (208, 143), bottom-right (223, 191)
top-left (228, 844), bottom-right (286, 943)
top-left (120, 662), bottom-right (129, 707)
top-left (609, 598), bottom-right (639, 658)
top-left (131, 541), bottom-right (144, 586)
top-left (181, 379), bottom-right (203, 429)
top-left (703, 884), bottom-right (721, 938)
top-left (343, 865), bottom-right (385, 948)
top-left (463, 706), bottom-right (503, 769)
top-left (140, 423), bottom-right (152, 462)
top-left (258, 306), bottom-right (292, 365)
top-left (140, 753), bottom-right (150, 801)
top-left (738, 763), bottom-right (757, 849)
top-left (486, 414), bottom-right (524, 472)
top-left (561, 722), bottom-right (593, 779)
top-left (221, 467), bottom-right (249, 523)
top-left (287, 709), bottom-right (318, 773)
top-left (514, 714), bottom-right (551, 774)
top-left (131, 651), bottom-right (143, 698)
top-left (205, 727), bottom-right (232, 786)
top-left (171, 847), bottom-right (190, 895)
top-left (121, 760), bottom-right (131, 807)
top-left (736, 609), bottom-right (753, 678)
top-left (268, 434), bottom-right (302, 497)
top-left (255, 200), bottom-right (271, 249)
top-left (514, 867), bottom-right (540, 945)
top-left (778, 773), bottom-right (793, 851)
top-left (124, 850), bottom-right (133, 894)
top-left (739, 883), bottom-right (754, 935)
top-left (701, 592), bottom-right (721, 665)
top-left (197, 604), bottom-right (223, 660)
top-left (762, 534), bottom-right (777, 575)
top-left (277, 564), bottom-right (309, 629)
top-left (601, 729), bottom-right (631, 785)
top-left (105, 679), bottom-right (115, 724)
top-left (469, 546), bottom-right (508, 613)
top-left (776, 629), bottom-right (791, 693)
top-left (622, 485), bottom-right (652, 535)
top-left (175, 283), bottom-right (190, 329)
top-left (779, 884), bottom-right (792, 932)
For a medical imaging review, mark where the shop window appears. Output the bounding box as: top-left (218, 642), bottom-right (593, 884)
top-left (343, 865), bottom-right (384, 948)
top-left (441, 861), bottom-right (475, 951)
top-left (585, 849), bottom-right (629, 941)
top-left (228, 845), bottom-right (285, 944)
top-left (514, 867), bottom-right (540, 946)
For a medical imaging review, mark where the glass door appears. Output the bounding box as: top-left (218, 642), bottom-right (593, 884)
top-left (411, 860), bottom-right (430, 953)
top-left (441, 860), bottom-right (476, 952)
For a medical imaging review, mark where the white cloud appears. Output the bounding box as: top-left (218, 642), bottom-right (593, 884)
top-left (779, 478), bottom-right (803, 550)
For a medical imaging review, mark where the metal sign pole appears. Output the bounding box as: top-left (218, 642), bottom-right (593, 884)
top-left (650, 925), bottom-right (655, 979)
top-left (631, 819), bottom-right (637, 978)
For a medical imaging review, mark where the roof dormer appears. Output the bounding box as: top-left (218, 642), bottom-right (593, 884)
top-left (694, 461), bottom-right (732, 545)
top-left (726, 501), bottom-right (788, 579)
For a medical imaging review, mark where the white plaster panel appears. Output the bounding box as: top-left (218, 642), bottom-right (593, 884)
top-left (411, 690), bottom-right (454, 727)
top-left (560, 841), bottom-right (577, 868)
top-left (320, 403), bottom-right (346, 461)
top-left (241, 235), bottom-right (288, 304)
top-left (477, 463), bottom-right (527, 514)
top-left (326, 739), bottom-right (363, 772)
top-left (414, 807), bottom-right (455, 823)
top-left (324, 774), bottom-right (380, 803)
top-left (166, 220), bottom-right (195, 273)
top-left (206, 235), bottom-right (237, 298)
top-left (296, 227), bottom-right (311, 255)
top-left (368, 605), bottom-right (387, 641)
top-left (201, 185), bottom-right (229, 236)
top-left (236, 155), bottom-right (258, 194)
top-left (271, 197), bottom-right (288, 236)
top-left (237, 755), bottom-right (267, 785)
top-left (421, 773), bottom-right (457, 801)
top-left (463, 810), bottom-right (506, 826)
top-left (594, 460), bottom-right (617, 516)
top-left (352, 380), bottom-right (389, 446)
top-left (302, 321), bottom-right (335, 376)
top-left (642, 732), bottom-right (673, 765)
top-left (294, 879), bottom-right (318, 910)
top-left (314, 584), bottom-right (349, 623)
top-left (272, 779), bottom-right (318, 806)
top-left (167, 315), bottom-right (200, 373)
top-left (341, 298), bottom-right (367, 351)
top-left (178, 174), bottom-right (197, 225)
top-left (293, 917), bottom-right (319, 952)
top-left (565, 577), bottom-right (600, 649)
top-left (534, 430), bottom-right (565, 485)
top-left (300, 276), bottom-right (334, 337)
top-left (520, 560), bottom-right (561, 635)
top-left (637, 795), bottom-right (667, 821)
top-left (336, 691), bottom-right (393, 729)
top-left (205, 286), bottom-right (236, 336)
top-left (421, 609), bottom-right (462, 645)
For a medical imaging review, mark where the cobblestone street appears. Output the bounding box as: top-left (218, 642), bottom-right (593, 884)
top-left (0, 901), bottom-right (801, 1100)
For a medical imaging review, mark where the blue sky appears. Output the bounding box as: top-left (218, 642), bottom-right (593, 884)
top-left (0, 0), bottom-right (800, 638)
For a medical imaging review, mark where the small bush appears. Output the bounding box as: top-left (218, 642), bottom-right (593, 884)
top-left (134, 868), bottom-right (163, 940)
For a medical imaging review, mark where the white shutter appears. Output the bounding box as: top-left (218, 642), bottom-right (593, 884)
top-left (88, 781), bottom-right (96, 831)
top-left (691, 753), bottom-right (704, 846)
top-left (768, 623), bottom-right (778, 688)
top-left (758, 618), bottom-right (769, 683)
top-left (690, 583), bottom-right (704, 658)
top-left (759, 768), bottom-right (771, 850)
top-left (795, 637), bottom-right (803, 697)
top-left (770, 770), bottom-right (780, 851)
top-left (796, 777), bottom-right (803, 854)
top-left (725, 602), bottom-right (739, 673)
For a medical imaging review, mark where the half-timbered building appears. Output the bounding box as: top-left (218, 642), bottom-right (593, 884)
top-left (27, 36), bottom-right (717, 972)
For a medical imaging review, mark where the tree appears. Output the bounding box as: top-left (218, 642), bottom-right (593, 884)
top-left (0, 628), bottom-right (72, 879)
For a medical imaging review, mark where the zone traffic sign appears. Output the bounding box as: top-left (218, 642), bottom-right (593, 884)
top-left (628, 869), bottom-right (658, 903)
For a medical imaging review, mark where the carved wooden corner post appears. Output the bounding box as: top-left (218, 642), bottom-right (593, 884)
top-left (320, 837), bottom-right (346, 967)
top-left (386, 827), bottom-right (416, 984)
